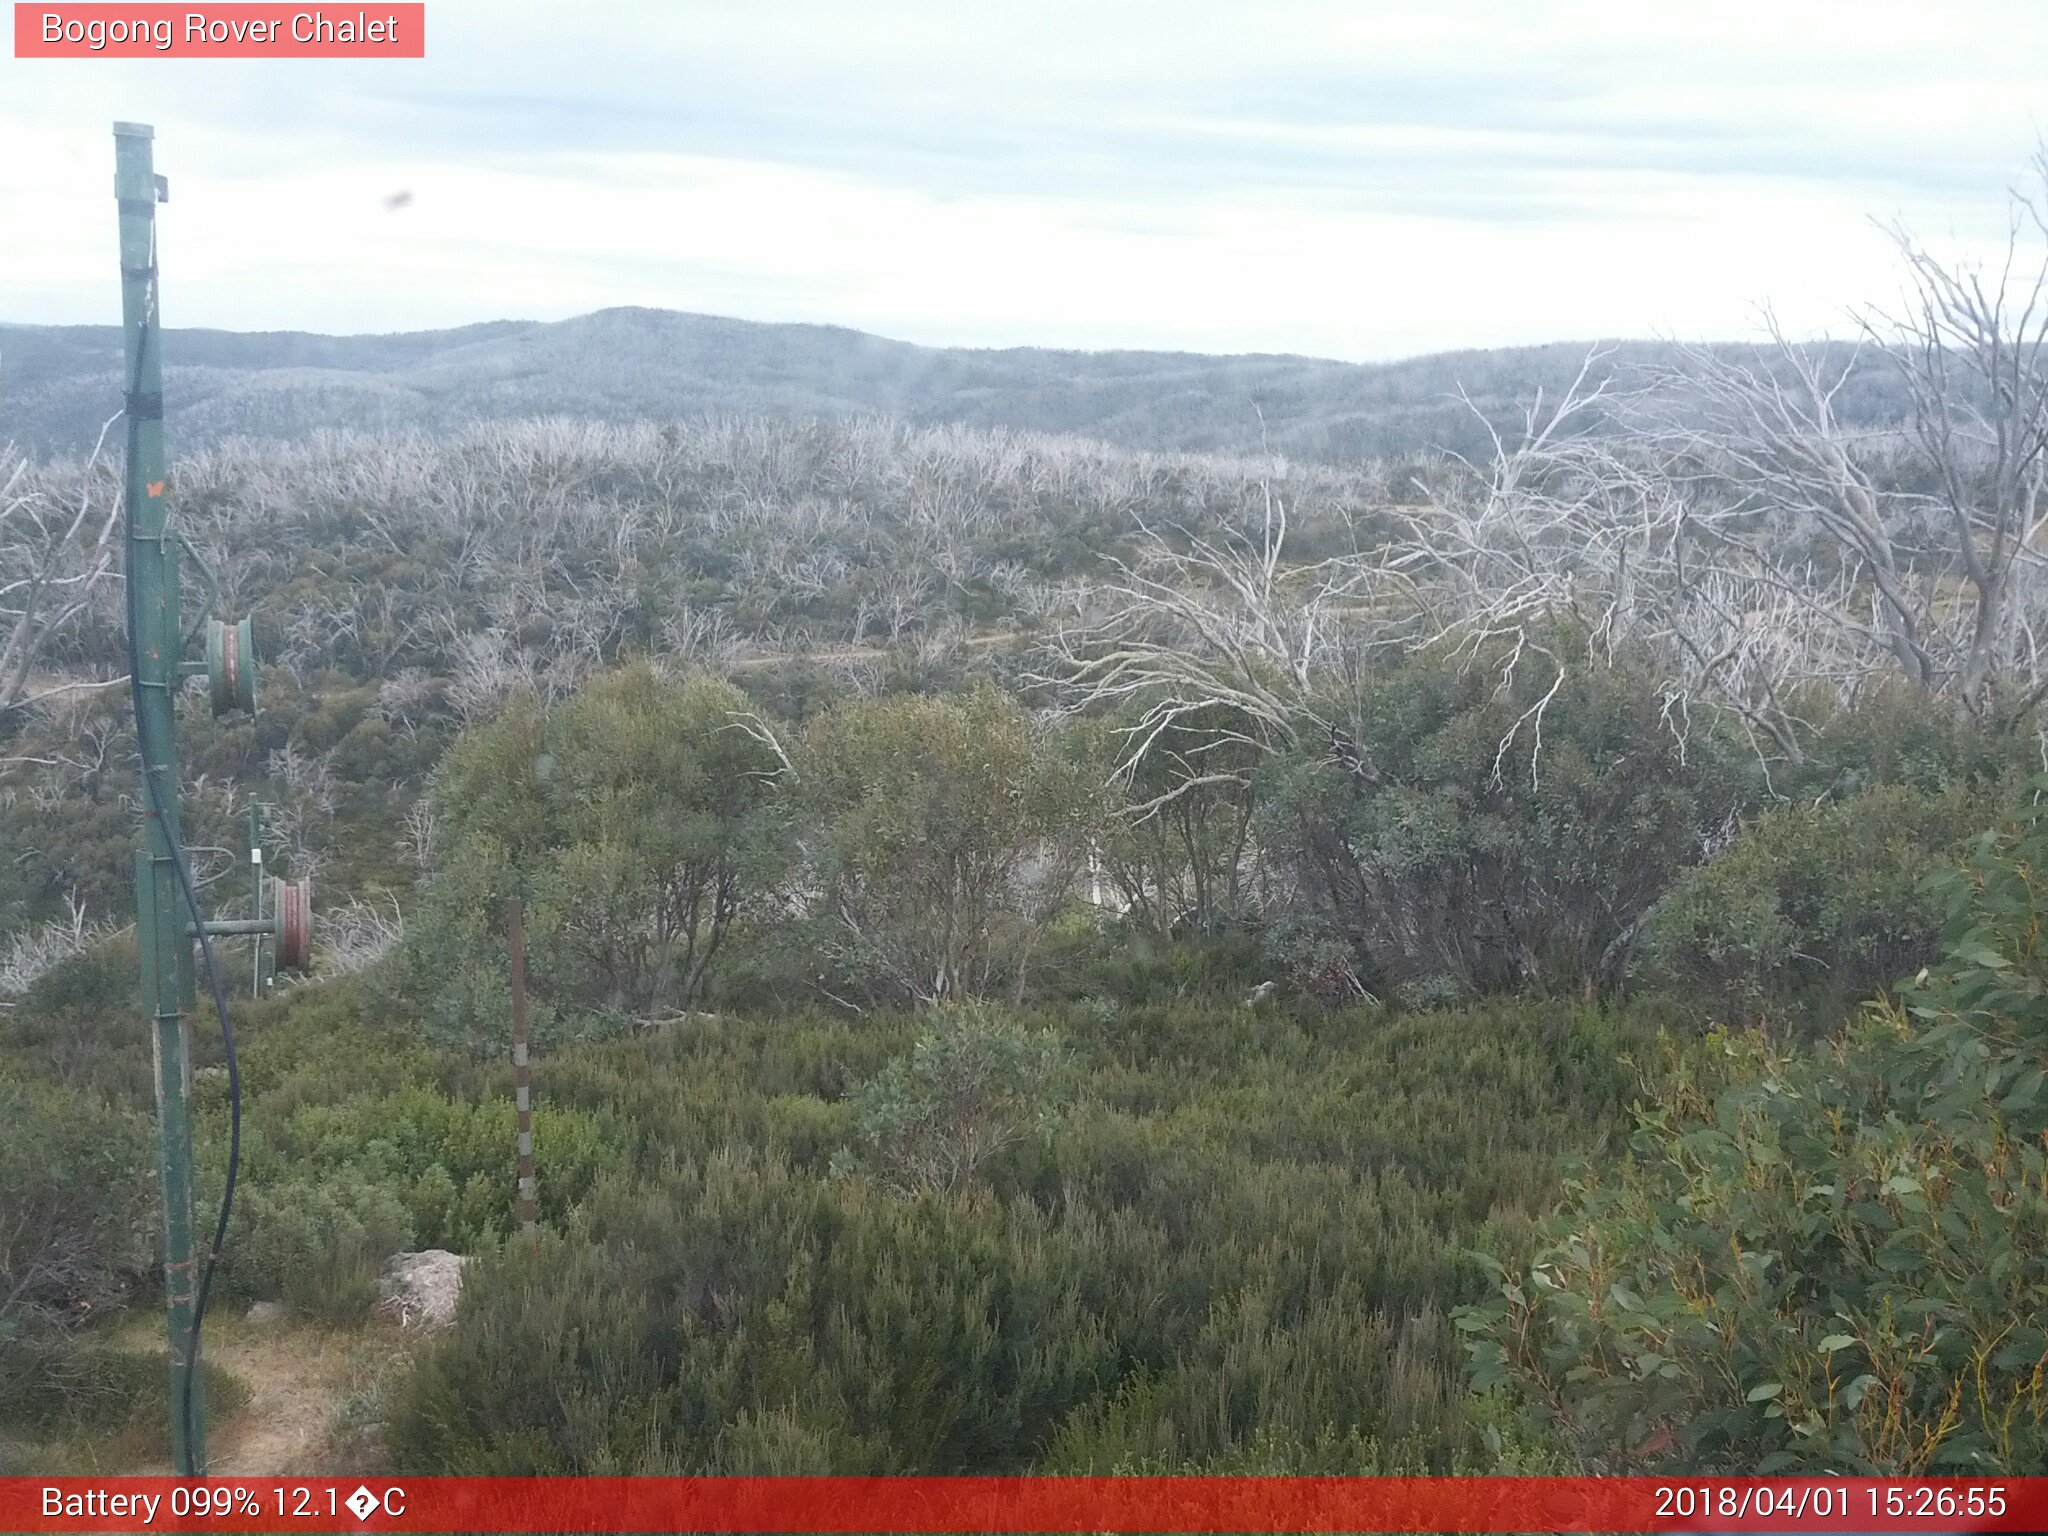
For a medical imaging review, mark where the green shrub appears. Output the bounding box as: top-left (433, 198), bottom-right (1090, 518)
top-left (3, 1346), bottom-right (163, 1436)
top-left (226, 1175), bottom-right (417, 1321)
top-left (0, 1071), bottom-right (153, 1426)
top-left (1032, 921), bottom-right (1268, 1007)
top-left (387, 998), bottom-right (1647, 1474)
top-left (1260, 640), bottom-right (1749, 998)
top-left (796, 684), bottom-right (1094, 1005)
top-left (0, 933), bottom-right (150, 1106)
top-left (390, 1156), bottom-right (1123, 1473)
top-left (1640, 783), bottom-right (1989, 1029)
top-left (1069, 706), bottom-right (1261, 937)
top-left (1460, 795), bottom-right (2048, 1472)
top-left (4, 1348), bottom-right (248, 1455)
top-left (395, 665), bottom-right (788, 1049)
top-left (1262, 917), bottom-right (1378, 1003)
top-left (193, 1002), bottom-right (618, 1320)
top-left (1050, 1398), bottom-right (1570, 1473)
top-left (836, 1006), bottom-right (1074, 1197)
top-left (206, 1081), bottom-right (616, 1319)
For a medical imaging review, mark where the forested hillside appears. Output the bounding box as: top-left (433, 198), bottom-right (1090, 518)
top-left (5, 181), bottom-right (2047, 1478)
top-left (0, 308), bottom-right (1911, 465)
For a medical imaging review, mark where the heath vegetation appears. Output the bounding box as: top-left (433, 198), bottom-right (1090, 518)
top-left (4, 156), bottom-right (2048, 1475)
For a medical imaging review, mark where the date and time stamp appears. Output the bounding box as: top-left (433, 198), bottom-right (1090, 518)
top-left (1653, 1481), bottom-right (2011, 1523)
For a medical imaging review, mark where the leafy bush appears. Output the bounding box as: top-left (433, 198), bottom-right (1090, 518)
top-left (1261, 917), bottom-right (1377, 1004)
top-left (1460, 797), bottom-right (2048, 1472)
top-left (226, 1175), bottom-right (416, 1321)
top-left (0, 1071), bottom-right (153, 1426)
top-left (836, 1006), bottom-right (1074, 1197)
top-left (210, 1081), bottom-right (616, 1318)
top-left (395, 665), bottom-right (787, 1048)
top-left (797, 685), bottom-right (1093, 1005)
top-left (1031, 919), bottom-right (1268, 1008)
top-left (1071, 707), bottom-right (1261, 937)
top-left (0, 934), bottom-right (150, 1106)
top-left (1640, 783), bottom-right (1987, 1028)
top-left (183, 987), bottom-right (618, 1321)
top-left (389, 1155), bottom-right (1131, 1474)
top-left (1260, 641), bottom-right (1749, 998)
top-left (3, 1347), bottom-right (248, 1456)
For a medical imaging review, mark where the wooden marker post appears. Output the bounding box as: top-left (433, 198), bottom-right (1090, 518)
top-left (507, 895), bottom-right (537, 1239)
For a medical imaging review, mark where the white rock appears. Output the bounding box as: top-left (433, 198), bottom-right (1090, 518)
top-left (243, 1300), bottom-right (284, 1325)
top-left (375, 1249), bottom-right (472, 1333)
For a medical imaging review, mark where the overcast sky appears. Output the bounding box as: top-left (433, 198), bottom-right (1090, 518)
top-left (4, 0), bottom-right (2046, 359)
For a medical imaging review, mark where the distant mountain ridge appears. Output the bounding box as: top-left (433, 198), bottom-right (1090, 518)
top-left (0, 306), bottom-right (1904, 463)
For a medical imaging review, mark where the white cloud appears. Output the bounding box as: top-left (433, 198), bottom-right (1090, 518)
top-left (1, 0), bottom-right (2043, 356)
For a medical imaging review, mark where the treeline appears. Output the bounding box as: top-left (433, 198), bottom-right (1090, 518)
top-left (381, 648), bottom-right (2020, 1043)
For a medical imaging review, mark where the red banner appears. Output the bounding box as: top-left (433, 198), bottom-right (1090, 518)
top-left (12, 4), bottom-right (424, 57)
top-left (4, 1477), bottom-right (2044, 1533)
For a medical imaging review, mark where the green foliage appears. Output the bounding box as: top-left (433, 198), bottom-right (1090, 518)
top-left (797, 685), bottom-right (1091, 1005)
top-left (397, 665), bottom-right (785, 1047)
top-left (1263, 642), bottom-right (1749, 997)
top-left (212, 1081), bottom-right (614, 1318)
top-left (1074, 707), bottom-right (1261, 936)
top-left (1061, 1396), bottom-right (1571, 1473)
top-left (0, 673), bottom-right (400, 952)
top-left (14, 338), bottom-right (2045, 1481)
top-left (837, 1006), bottom-right (1074, 1197)
top-left (3, 1348), bottom-right (248, 1460)
top-left (386, 997), bottom-right (1648, 1473)
top-left (1042, 1314), bottom-right (1574, 1473)
top-left (1641, 783), bottom-right (1988, 1028)
top-left (226, 1175), bottom-right (416, 1322)
top-left (80, 983), bottom-right (620, 1323)
top-left (0, 1070), bottom-right (153, 1426)
top-left (0, 933), bottom-right (149, 1106)
top-left (1261, 916), bottom-right (1378, 1003)
top-left (1029, 915), bottom-right (1269, 1008)
top-left (1786, 682), bottom-right (2038, 803)
top-left (1461, 794), bottom-right (2048, 1472)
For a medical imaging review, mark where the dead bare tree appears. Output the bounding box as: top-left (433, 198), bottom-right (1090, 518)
top-left (312, 894), bottom-right (405, 977)
top-left (1042, 476), bottom-right (1420, 811)
top-left (1053, 163), bottom-right (2048, 803)
top-left (1875, 151), bottom-right (2048, 722)
top-left (1558, 154), bottom-right (2048, 751)
top-left (0, 890), bottom-right (111, 1004)
top-left (1392, 153), bottom-right (2048, 769)
top-left (0, 424), bottom-right (124, 715)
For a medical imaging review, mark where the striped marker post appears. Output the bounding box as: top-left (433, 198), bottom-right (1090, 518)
top-left (507, 894), bottom-right (537, 1240)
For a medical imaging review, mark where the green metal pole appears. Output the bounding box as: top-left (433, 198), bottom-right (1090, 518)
top-left (116, 120), bottom-right (206, 1476)
top-left (248, 801), bottom-right (266, 998)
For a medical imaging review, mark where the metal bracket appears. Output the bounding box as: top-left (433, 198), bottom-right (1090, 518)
top-left (174, 528), bottom-right (220, 649)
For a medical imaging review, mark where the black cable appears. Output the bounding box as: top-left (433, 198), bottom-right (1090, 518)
top-left (122, 253), bottom-right (242, 1477)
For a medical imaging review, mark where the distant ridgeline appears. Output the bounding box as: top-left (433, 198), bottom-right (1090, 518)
top-left (0, 308), bottom-right (1909, 463)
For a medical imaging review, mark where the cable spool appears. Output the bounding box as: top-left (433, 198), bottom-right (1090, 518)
top-left (267, 874), bottom-right (312, 971)
top-left (206, 616), bottom-right (256, 716)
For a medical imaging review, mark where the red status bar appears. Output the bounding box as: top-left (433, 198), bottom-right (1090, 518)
top-left (7, 1476), bottom-right (2045, 1534)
